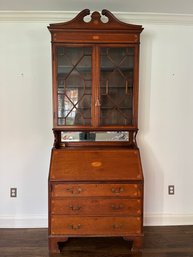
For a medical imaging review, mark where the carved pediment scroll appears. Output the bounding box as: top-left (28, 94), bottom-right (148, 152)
top-left (48, 9), bottom-right (143, 32)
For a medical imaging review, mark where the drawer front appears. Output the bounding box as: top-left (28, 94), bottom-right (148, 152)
top-left (51, 216), bottom-right (141, 235)
top-left (51, 198), bottom-right (141, 216)
top-left (53, 33), bottom-right (139, 44)
top-left (52, 183), bottom-right (142, 198)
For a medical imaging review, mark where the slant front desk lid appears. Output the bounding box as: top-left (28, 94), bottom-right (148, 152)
top-left (50, 148), bottom-right (143, 182)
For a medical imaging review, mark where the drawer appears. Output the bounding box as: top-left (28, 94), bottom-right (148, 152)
top-left (51, 183), bottom-right (142, 198)
top-left (53, 32), bottom-right (139, 44)
top-left (51, 198), bottom-right (141, 216)
top-left (51, 216), bottom-right (141, 235)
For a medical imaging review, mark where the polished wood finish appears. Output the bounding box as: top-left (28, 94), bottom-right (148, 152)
top-left (51, 183), bottom-right (142, 197)
top-left (48, 9), bottom-right (144, 253)
top-left (51, 216), bottom-right (141, 235)
top-left (48, 9), bottom-right (143, 137)
top-left (48, 9), bottom-right (143, 31)
top-left (50, 148), bottom-right (143, 181)
top-left (51, 198), bottom-right (141, 216)
top-left (49, 148), bottom-right (143, 253)
top-left (1, 226), bottom-right (193, 256)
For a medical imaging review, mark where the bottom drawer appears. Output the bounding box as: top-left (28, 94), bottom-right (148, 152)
top-left (51, 216), bottom-right (141, 236)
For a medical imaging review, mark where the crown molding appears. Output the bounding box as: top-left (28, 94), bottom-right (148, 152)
top-left (120, 12), bottom-right (193, 25)
top-left (0, 11), bottom-right (193, 25)
top-left (0, 11), bottom-right (75, 23)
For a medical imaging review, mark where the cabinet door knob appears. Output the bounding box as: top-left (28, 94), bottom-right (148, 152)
top-left (111, 187), bottom-right (124, 194)
top-left (95, 99), bottom-right (101, 107)
top-left (68, 224), bottom-right (81, 230)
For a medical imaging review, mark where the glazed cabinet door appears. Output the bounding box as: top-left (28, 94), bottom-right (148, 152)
top-left (53, 44), bottom-right (138, 129)
top-left (99, 46), bottom-right (136, 127)
top-left (55, 45), bottom-right (93, 127)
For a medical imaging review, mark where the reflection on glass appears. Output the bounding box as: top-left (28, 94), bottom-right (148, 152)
top-left (61, 131), bottom-right (129, 142)
top-left (57, 46), bottom-right (92, 126)
top-left (58, 89), bottom-right (79, 125)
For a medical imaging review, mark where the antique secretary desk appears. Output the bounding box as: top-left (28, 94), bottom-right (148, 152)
top-left (48, 9), bottom-right (144, 253)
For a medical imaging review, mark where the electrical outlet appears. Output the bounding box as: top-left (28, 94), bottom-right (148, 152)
top-left (168, 185), bottom-right (175, 195)
top-left (10, 188), bottom-right (17, 197)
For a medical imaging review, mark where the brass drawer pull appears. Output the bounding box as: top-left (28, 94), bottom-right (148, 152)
top-left (112, 224), bottom-right (122, 229)
top-left (69, 205), bottom-right (81, 211)
top-left (111, 187), bottom-right (124, 194)
top-left (66, 187), bottom-right (83, 194)
top-left (111, 204), bottom-right (124, 210)
top-left (68, 224), bottom-right (81, 230)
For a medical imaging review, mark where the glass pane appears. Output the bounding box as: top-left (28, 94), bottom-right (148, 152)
top-left (57, 47), bottom-right (92, 126)
top-left (100, 47), bottom-right (134, 126)
top-left (61, 131), bottom-right (129, 142)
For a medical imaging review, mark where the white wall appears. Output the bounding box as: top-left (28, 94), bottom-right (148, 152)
top-left (0, 13), bottom-right (193, 227)
top-left (138, 24), bottom-right (193, 225)
top-left (0, 22), bottom-right (53, 227)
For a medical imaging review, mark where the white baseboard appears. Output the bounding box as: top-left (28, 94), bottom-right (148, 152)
top-left (0, 215), bottom-right (48, 228)
top-left (144, 213), bottom-right (193, 226)
top-left (0, 214), bottom-right (193, 228)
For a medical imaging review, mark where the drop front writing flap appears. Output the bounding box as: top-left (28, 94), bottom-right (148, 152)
top-left (49, 149), bottom-right (143, 181)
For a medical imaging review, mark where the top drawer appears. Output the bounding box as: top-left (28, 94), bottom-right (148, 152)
top-left (52, 32), bottom-right (139, 43)
top-left (51, 183), bottom-right (142, 198)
